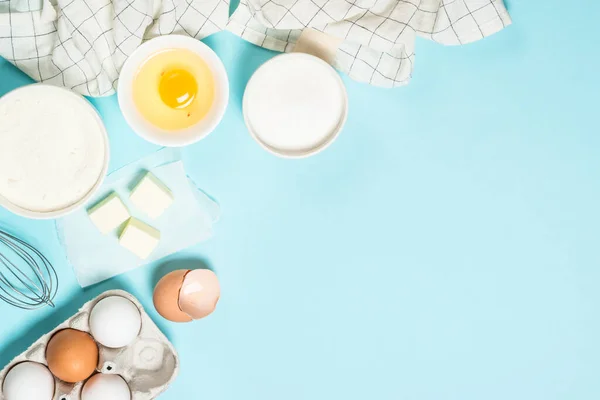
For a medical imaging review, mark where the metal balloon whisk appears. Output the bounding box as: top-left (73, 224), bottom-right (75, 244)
top-left (0, 228), bottom-right (58, 309)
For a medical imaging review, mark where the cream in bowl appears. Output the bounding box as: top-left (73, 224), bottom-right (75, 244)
top-left (0, 84), bottom-right (109, 219)
top-left (118, 35), bottom-right (229, 147)
top-left (243, 53), bottom-right (348, 158)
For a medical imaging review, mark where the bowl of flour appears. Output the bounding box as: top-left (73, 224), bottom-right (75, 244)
top-left (0, 84), bottom-right (109, 219)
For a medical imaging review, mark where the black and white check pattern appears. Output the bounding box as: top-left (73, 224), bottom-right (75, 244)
top-left (0, 0), bottom-right (510, 95)
top-left (228, 0), bottom-right (511, 87)
top-left (0, 0), bottom-right (229, 96)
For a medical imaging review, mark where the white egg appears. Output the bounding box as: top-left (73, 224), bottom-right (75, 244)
top-left (2, 362), bottom-right (55, 400)
top-left (81, 374), bottom-right (131, 400)
top-left (89, 296), bottom-right (142, 348)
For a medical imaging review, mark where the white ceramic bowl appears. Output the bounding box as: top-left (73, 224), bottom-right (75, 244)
top-left (0, 84), bottom-right (110, 220)
top-left (118, 35), bottom-right (229, 147)
top-left (243, 53), bottom-right (348, 158)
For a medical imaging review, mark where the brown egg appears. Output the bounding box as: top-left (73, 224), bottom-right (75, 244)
top-left (46, 329), bottom-right (98, 383)
top-left (154, 269), bottom-right (220, 323)
top-left (178, 269), bottom-right (221, 320)
top-left (153, 269), bottom-right (193, 323)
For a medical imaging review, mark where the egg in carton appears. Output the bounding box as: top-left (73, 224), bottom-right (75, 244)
top-left (0, 290), bottom-right (179, 400)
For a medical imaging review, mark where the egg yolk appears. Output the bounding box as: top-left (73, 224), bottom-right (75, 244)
top-left (132, 49), bottom-right (215, 131)
top-left (159, 69), bottom-right (198, 109)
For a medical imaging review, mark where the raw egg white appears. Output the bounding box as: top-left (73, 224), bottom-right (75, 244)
top-left (2, 362), bottom-right (55, 400)
top-left (132, 49), bottom-right (215, 131)
top-left (153, 269), bottom-right (220, 323)
top-left (89, 296), bottom-right (142, 348)
top-left (45, 329), bottom-right (98, 383)
top-left (81, 374), bottom-right (131, 400)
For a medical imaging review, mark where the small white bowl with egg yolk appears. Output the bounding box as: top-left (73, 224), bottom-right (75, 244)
top-left (118, 35), bottom-right (229, 147)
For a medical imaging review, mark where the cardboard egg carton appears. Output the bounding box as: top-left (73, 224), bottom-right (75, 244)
top-left (0, 290), bottom-right (179, 399)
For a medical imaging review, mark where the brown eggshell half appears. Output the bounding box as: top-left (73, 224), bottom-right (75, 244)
top-left (153, 269), bottom-right (193, 323)
top-left (46, 329), bottom-right (98, 383)
top-left (178, 269), bottom-right (221, 320)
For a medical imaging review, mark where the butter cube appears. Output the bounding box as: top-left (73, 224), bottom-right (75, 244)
top-left (130, 172), bottom-right (174, 219)
top-left (119, 218), bottom-right (160, 259)
top-left (88, 192), bottom-right (130, 234)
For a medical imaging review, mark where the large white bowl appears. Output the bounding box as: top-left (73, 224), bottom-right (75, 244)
top-left (0, 84), bottom-right (110, 220)
top-left (118, 35), bottom-right (230, 147)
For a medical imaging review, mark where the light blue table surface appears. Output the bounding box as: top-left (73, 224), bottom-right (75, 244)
top-left (1, 1), bottom-right (600, 399)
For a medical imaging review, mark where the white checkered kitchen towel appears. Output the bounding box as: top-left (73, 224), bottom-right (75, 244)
top-left (0, 0), bottom-right (510, 96)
